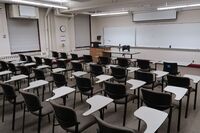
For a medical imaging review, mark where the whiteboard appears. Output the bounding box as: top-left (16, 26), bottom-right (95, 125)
top-left (136, 23), bottom-right (200, 49)
top-left (103, 27), bottom-right (135, 46)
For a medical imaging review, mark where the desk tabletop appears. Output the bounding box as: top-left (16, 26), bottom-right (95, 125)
top-left (4, 74), bottom-right (28, 83)
top-left (23, 62), bottom-right (36, 67)
top-left (134, 106), bottom-right (168, 133)
top-left (12, 60), bottom-right (26, 64)
top-left (52, 68), bottom-right (66, 73)
top-left (183, 74), bottom-right (200, 84)
top-left (72, 71), bottom-right (87, 77)
top-left (104, 50), bottom-right (140, 55)
top-left (23, 80), bottom-right (48, 91)
top-left (164, 86), bottom-right (188, 101)
top-left (105, 64), bottom-right (118, 69)
top-left (0, 70), bottom-right (12, 76)
top-left (127, 79), bottom-right (146, 90)
top-left (83, 95), bottom-right (113, 116)
top-left (151, 70), bottom-right (169, 78)
top-left (46, 86), bottom-right (75, 101)
top-left (96, 74), bottom-right (113, 84)
top-left (127, 67), bottom-right (140, 73)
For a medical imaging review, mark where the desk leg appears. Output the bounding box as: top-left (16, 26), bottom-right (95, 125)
top-left (194, 83), bottom-right (198, 110)
top-left (137, 88), bottom-right (140, 108)
top-left (162, 77), bottom-right (164, 92)
top-left (42, 85), bottom-right (45, 101)
top-left (178, 100), bottom-right (182, 132)
top-left (100, 109), bottom-right (104, 120)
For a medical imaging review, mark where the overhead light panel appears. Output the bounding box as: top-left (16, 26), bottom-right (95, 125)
top-left (10, 0), bottom-right (69, 9)
top-left (157, 3), bottom-right (200, 10)
top-left (91, 11), bottom-right (128, 17)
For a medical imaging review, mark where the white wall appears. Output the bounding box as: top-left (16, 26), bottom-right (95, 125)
top-left (91, 9), bottom-right (200, 63)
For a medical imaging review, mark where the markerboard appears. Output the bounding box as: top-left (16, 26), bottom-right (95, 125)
top-left (136, 23), bottom-right (200, 49)
top-left (103, 27), bottom-right (135, 46)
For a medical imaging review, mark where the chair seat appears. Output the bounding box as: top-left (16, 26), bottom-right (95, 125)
top-left (114, 93), bottom-right (137, 104)
top-left (9, 95), bottom-right (24, 104)
top-left (81, 88), bottom-right (103, 97)
top-left (66, 114), bottom-right (96, 132)
top-left (113, 77), bottom-right (126, 83)
top-left (32, 102), bottom-right (53, 116)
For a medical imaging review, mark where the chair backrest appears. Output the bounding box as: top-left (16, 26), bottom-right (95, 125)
top-left (52, 51), bottom-right (59, 58)
top-left (20, 90), bottom-right (42, 112)
top-left (50, 101), bottom-right (79, 129)
top-left (141, 89), bottom-right (172, 111)
top-left (57, 60), bottom-right (66, 68)
top-left (83, 55), bottom-right (93, 63)
top-left (134, 71), bottom-right (154, 84)
top-left (104, 81), bottom-right (126, 99)
top-left (8, 63), bottom-right (17, 73)
top-left (98, 56), bottom-right (110, 65)
top-left (19, 66), bottom-right (30, 76)
top-left (0, 83), bottom-right (16, 103)
top-left (0, 61), bottom-right (8, 71)
top-left (167, 75), bottom-right (190, 88)
top-left (71, 53), bottom-right (78, 60)
top-left (137, 59), bottom-right (150, 70)
top-left (19, 54), bottom-right (26, 61)
top-left (75, 76), bottom-right (93, 93)
top-left (111, 67), bottom-right (127, 79)
top-left (33, 69), bottom-right (45, 80)
top-left (52, 73), bottom-right (67, 88)
top-left (71, 62), bottom-right (83, 72)
top-left (44, 58), bottom-right (52, 66)
top-left (60, 52), bottom-right (68, 59)
top-left (163, 62), bottom-right (179, 75)
top-left (90, 64), bottom-right (104, 76)
top-left (122, 45), bottom-right (130, 52)
top-left (95, 116), bottom-right (134, 133)
top-left (34, 57), bottom-right (43, 66)
top-left (117, 58), bottom-right (129, 68)
top-left (26, 56), bottom-right (33, 63)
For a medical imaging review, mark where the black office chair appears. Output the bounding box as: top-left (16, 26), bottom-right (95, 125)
top-left (71, 62), bottom-right (83, 72)
top-left (95, 116), bottom-right (138, 133)
top-left (0, 61), bottom-right (8, 71)
top-left (98, 56), bottom-right (111, 66)
top-left (71, 53), bottom-right (79, 60)
top-left (50, 101), bottom-right (96, 133)
top-left (20, 90), bottom-right (53, 133)
top-left (26, 55), bottom-right (33, 63)
top-left (34, 57), bottom-right (43, 66)
top-left (83, 55), bottom-right (93, 63)
top-left (19, 54), bottom-right (26, 61)
top-left (0, 83), bottom-right (24, 130)
top-left (141, 89), bottom-right (173, 133)
top-left (117, 57), bottom-right (130, 68)
top-left (167, 75), bottom-right (194, 118)
top-left (90, 64), bottom-right (104, 83)
top-left (19, 66), bottom-right (34, 84)
top-left (104, 81), bottom-right (137, 126)
top-left (8, 63), bottom-right (19, 75)
top-left (134, 70), bottom-right (157, 90)
top-left (44, 58), bottom-right (53, 70)
top-left (110, 66), bottom-right (128, 85)
top-left (137, 59), bottom-right (152, 72)
top-left (60, 52), bottom-right (68, 59)
top-left (163, 62), bottom-right (180, 75)
top-left (52, 51), bottom-right (59, 59)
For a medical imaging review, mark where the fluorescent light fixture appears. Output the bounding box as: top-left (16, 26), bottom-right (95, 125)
top-left (91, 11), bottom-right (128, 17)
top-left (10, 0), bottom-right (69, 9)
top-left (157, 3), bottom-right (200, 10)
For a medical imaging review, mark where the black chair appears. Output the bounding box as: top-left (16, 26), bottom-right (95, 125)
top-left (137, 59), bottom-right (152, 72)
top-left (117, 58), bottom-right (130, 68)
top-left (60, 52), bottom-right (68, 59)
top-left (50, 101), bottom-right (96, 133)
top-left (95, 116), bottom-right (138, 133)
top-left (71, 53), bottom-right (79, 60)
top-left (71, 62), bottom-right (83, 72)
top-left (0, 83), bottom-right (24, 130)
top-left (134, 70), bottom-right (157, 90)
top-left (83, 55), bottom-right (93, 63)
top-left (19, 54), bottom-right (26, 61)
top-left (20, 90), bottom-right (53, 133)
top-left (44, 58), bottom-right (53, 70)
top-left (57, 60), bottom-right (67, 68)
top-left (26, 55), bottom-right (33, 63)
top-left (34, 57), bottom-right (43, 66)
top-left (163, 62), bottom-right (180, 75)
top-left (98, 56), bottom-right (111, 66)
top-left (0, 61), bottom-right (8, 71)
top-left (141, 89), bottom-right (173, 133)
top-left (8, 63), bottom-right (19, 75)
top-left (52, 51), bottom-right (59, 59)
top-left (167, 75), bottom-right (194, 118)
top-left (19, 66), bottom-right (34, 84)
top-left (110, 66), bottom-right (128, 85)
top-left (104, 81), bottom-right (137, 126)
top-left (90, 64), bottom-right (104, 83)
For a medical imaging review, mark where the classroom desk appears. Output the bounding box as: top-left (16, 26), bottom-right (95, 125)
top-left (134, 106), bottom-right (168, 133)
top-left (103, 50), bottom-right (140, 59)
top-left (71, 71), bottom-right (87, 78)
top-left (11, 60), bottom-right (26, 65)
top-left (23, 80), bottom-right (49, 101)
top-left (95, 74), bottom-right (113, 84)
top-left (46, 86), bottom-right (75, 102)
top-left (83, 95), bottom-right (113, 119)
top-left (36, 65), bottom-right (50, 70)
top-left (23, 62), bottom-right (36, 67)
top-left (0, 70), bottom-right (12, 76)
top-left (160, 60), bottom-right (192, 67)
top-left (127, 67), bottom-right (140, 73)
top-left (127, 79), bottom-right (146, 108)
top-left (183, 74), bottom-right (200, 110)
top-left (164, 85), bottom-right (188, 132)
top-left (52, 68), bottom-right (66, 73)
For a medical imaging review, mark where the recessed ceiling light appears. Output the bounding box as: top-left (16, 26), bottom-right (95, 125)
top-left (91, 11), bottom-right (128, 17)
top-left (157, 3), bottom-right (200, 10)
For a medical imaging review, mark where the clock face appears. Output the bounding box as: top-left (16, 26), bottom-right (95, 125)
top-left (60, 25), bottom-right (66, 32)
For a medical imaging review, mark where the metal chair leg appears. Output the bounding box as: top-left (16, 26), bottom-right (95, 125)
top-left (22, 105), bottom-right (26, 133)
top-left (2, 95), bottom-right (5, 122)
top-left (12, 100), bottom-right (16, 130)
